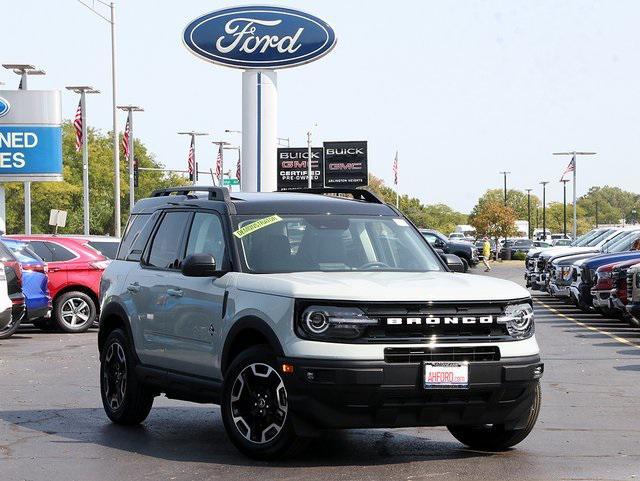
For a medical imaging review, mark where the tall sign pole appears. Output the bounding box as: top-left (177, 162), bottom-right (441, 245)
top-left (553, 151), bottom-right (596, 238)
top-left (183, 6), bottom-right (336, 192)
top-left (3, 64), bottom-right (45, 234)
top-left (561, 179), bottom-right (570, 238)
top-left (525, 189), bottom-right (533, 239)
top-left (499, 171), bottom-right (511, 205)
top-left (68, 86), bottom-right (100, 235)
top-left (540, 181), bottom-right (549, 241)
top-left (117, 105), bottom-right (143, 212)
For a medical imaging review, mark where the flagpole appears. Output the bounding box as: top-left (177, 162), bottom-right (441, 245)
top-left (128, 111), bottom-right (135, 211)
top-left (572, 153), bottom-right (577, 238)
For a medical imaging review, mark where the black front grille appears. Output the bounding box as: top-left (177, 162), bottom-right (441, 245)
top-left (628, 272), bottom-right (635, 300)
top-left (360, 302), bottom-right (513, 342)
top-left (384, 346), bottom-right (500, 363)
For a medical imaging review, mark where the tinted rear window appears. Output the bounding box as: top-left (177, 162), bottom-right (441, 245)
top-left (88, 241), bottom-right (119, 259)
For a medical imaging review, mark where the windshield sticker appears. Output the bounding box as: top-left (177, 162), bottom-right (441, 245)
top-left (233, 215), bottom-right (283, 238)
top-left (393, 218), bottom-right (409, 227)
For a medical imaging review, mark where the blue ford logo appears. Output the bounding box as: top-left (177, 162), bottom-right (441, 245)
top-left (183, 6), bottom-right (337, 69)
top-left (0, 97), bottom-right (10, 118)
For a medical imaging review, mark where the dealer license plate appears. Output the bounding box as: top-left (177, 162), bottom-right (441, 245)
top-left (423, 362), bottom-right (469, 389)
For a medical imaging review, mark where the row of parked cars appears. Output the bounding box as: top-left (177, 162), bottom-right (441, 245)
top-left (524, 226), bottom-right (640, 326)
top-left (0, 235), bottom-right (119, 339)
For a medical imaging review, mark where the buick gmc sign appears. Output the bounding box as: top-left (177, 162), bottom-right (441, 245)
top-left (277, 147), bottom-right (324, 191)
top-left (324, 141), bottom-right (368, 187)
top-left (182, 6), bottom-right (337, 69)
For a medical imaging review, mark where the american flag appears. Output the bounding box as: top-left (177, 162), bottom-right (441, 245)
top-left (392, 150), bottom-right (398, 185)
top-left (122, 115), bottom-right (131, 159)
top-left (187, 136), bottom-right (195, 181)
top-left (215, 143), bottom-right (223, 184)
top-left (74, 99), bottom-right (83, 152)
top-left (236, 155), bottom-right (241, 182)
top-left (560, 155), bottom-right (576, 181)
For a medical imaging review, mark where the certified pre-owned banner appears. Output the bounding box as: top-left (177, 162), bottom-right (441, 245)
top-left (277, 147), bottom-right (324, 191)
top-left (323, 141), bottom-right (368, 187)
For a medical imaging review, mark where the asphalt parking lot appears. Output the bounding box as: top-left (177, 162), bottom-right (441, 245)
top-left (1, 262), bottom-right (639, 481)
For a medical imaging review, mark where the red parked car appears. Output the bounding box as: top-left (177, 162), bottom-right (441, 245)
top-left (9, 235), bottom-right (112, 333)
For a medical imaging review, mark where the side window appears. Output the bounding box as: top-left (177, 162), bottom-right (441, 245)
top-left (117, 214), bottom-right (151, 260)
top-left (146, 212), bottom-right (192, 269)
top-left (127, 212), bottom-right (160, 262)
top-left (45, 242), bottom-right (76, 262)
top-left (29, 241), bottom-right (53, 262)
top-left (185, 212), bottom-right (227, 268)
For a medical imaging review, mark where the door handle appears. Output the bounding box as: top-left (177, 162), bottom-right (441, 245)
top-left (167, 288), bottom-right (183, 298)
top-left (48, 267), bottom-right (60, 272)
top-left (127, 282), bottom-right (141, 293)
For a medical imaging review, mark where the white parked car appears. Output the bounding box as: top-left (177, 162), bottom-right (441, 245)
top-left (0, 262), bottom-right (13, 332)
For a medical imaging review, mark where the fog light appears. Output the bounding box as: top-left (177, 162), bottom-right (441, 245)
top-left (532, 365), bottom-right (544, 379)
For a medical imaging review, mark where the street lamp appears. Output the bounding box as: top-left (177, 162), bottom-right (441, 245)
top-left (67, 86), bottom-right (100, 235)
top-left (117, 105), bottom-right (143, 212)
top-left (525, 189), bottom-right (533, 239)
top-left (3, 64), bottom-right (46, 235)
top-left (499, 171), bottom-right (511, 206)
top-left (553, 151), bottom-right (596, 239)
top-left (76, 0), bottom-right (121, 237)
top-left (178, 132), bottom-right (208, 185)
top-left (540, 181), bottom-right (549, 242)
top-left (560, 179), bottom-right (570, 238)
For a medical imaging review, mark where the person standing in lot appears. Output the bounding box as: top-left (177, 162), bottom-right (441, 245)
top-left (482, 237), bottom-right (492, 272)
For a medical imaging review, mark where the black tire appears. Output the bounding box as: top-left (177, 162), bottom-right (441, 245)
top-left (100, 329), bottom-right (154, 425)
top-left (0, 313), bottom-right (21, 340)
top-left (447, 381), bottom-right (541, 451)
top-left (53, 291), bottom-right (96, 333)
top-left (221, 345), bottom-right (306, 460)
top-left (460, 257), bottom-right (470, 273)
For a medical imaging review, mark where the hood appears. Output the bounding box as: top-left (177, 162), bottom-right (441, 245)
top-left (583, 251), bottom-right (640, 269)
top-left (552, 253), bottom-right (598, 266)
top-left (540, 246), bottom-right (599, 259)
top-left (231, 271), bottom-right (530, 302)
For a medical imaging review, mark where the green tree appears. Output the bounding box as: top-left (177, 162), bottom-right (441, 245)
top-left (471, 188), bottom-right (540, 221)
top-left (367, 174), bottom-right (468, 233)
top-left (5, 121), bottom-right (184, 235)
top-left (577, 186), bottom-right (640, 226)
top-left (469, 200), bottom-right (518, 240)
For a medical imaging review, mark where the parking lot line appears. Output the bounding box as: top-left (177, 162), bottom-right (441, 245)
top-left (534, 298), bottom-right (640, 350)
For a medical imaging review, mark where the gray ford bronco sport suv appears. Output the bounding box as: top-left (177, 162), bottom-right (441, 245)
top-left (99, 186), bottom-right (543, 459)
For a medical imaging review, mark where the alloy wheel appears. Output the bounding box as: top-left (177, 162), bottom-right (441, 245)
top-left (103, 341), bottom-right (128, 411)
top-left (229, 363), bottom-right (288, 444)
top-left (60, 298), bottom-right (91, 328)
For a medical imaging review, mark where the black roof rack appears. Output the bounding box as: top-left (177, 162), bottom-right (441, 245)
top-left (151, 186), bottom-right (231, 202)
top-left (287, 187), bottom-right (385, 204)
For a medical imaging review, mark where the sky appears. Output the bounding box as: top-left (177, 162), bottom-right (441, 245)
top-left (3, 0), bottom-right (640, 213)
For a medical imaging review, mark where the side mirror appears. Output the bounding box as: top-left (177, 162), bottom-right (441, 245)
top-left (434, 239), bottom-right (446, 249)
top-left (181, 254), bottom-right (218, 277)
top-left (444, 254), bottom-right (465, 273)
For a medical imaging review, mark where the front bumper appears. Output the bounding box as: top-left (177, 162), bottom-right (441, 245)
top-left (281, 354), bottom-right (543, 430)
top-left (549, 283), bottom-right (570, 298)
top-left (591, 289), bottom-right (614, 309)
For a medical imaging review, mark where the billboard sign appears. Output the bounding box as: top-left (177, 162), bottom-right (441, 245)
top-left (277, 147), bottom-right (324, 191)
top-left (0, 90), bottom-right (63, 182)
top-left (323, 141), bottom-right (368, 187)
top-left (183, 6), bottom-right (337, 70)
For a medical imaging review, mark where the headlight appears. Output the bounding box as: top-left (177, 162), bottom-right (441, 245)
top-left (497, 303), bottom-right (535, 340)
top-left (561, 266), bottom-right (573, 280)
top-left (298, 305), bottom-right (378, 341)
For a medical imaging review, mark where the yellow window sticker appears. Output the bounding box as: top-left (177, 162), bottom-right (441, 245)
top-left (233, 215), bottom-right (283, 238)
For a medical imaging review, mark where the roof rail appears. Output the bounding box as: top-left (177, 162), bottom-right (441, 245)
top-left (151, 186), bottom-right (231, 202)
top-left (288, 187), bottom-right (385, 204)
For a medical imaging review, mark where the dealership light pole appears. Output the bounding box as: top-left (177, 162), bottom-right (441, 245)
top-left (212, 141), bottom-right (230, 186)
top-left (76, 0), bottom-right (121, 236)
top-left (499, 171), bottom-right (510, 206)
top-left (540, 181), bottom-right (549, 241)
top-left (553, 151), bottom-right (596, 239)
top-left (560, 179), bottom-right (570, 238)
top-left (3, 64), bottom-right (46, 235)
top-left (306, 131), bottom-right (313, 188)
top-left (178, 132), bottom-right (208, 186)
top-left (67, 86), bottom-right (100, 235)
top-left (525, 188), bottom-right (533, 239)
top-left (117, 105), bottom-right (143, 212)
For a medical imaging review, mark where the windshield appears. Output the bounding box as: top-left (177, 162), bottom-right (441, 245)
top-left (605, 231), bottom-right (640, 253)
top-left (1, 240), bottom-right (41, 264)
top-left (233, 215), bottom-right (444, 274)
top-left (584, 229), bottom-right (616, 247)
top-left (572, 229), bottom-right (605, 247)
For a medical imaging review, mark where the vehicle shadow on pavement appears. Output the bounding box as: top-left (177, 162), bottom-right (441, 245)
top-left (0, 406), bottom-right (494, 467)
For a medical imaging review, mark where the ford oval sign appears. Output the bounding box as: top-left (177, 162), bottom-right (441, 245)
top-left (0, 97), bottom-right (10, 118)
top-left (183, 6), bottom-right (337, 69)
